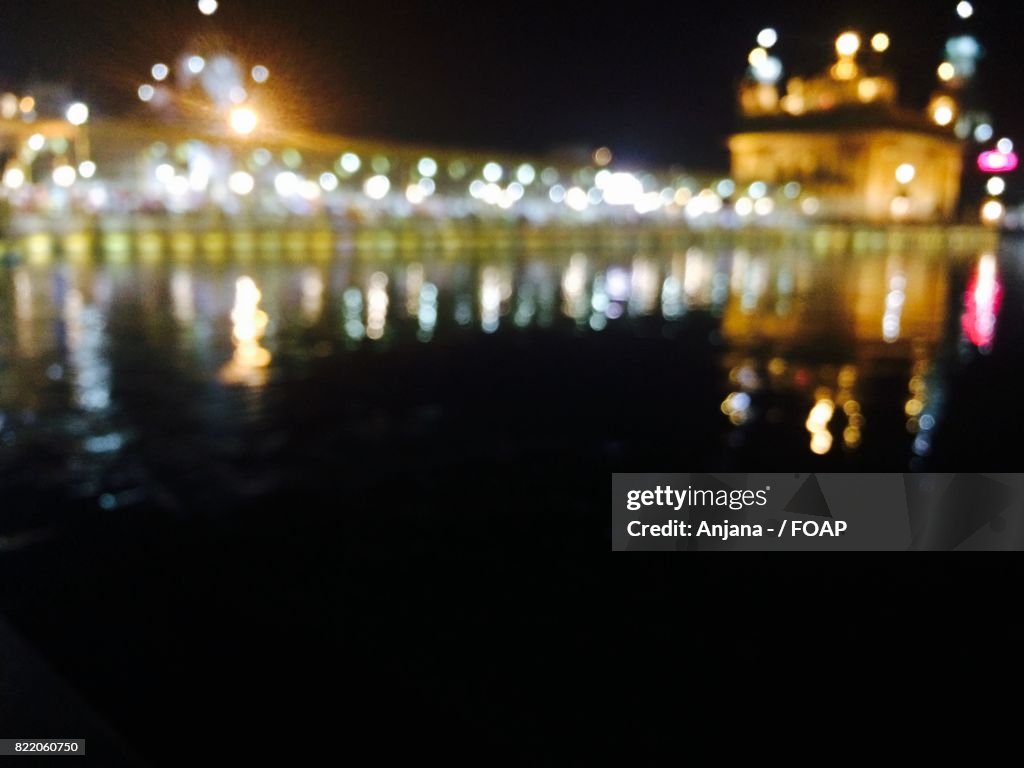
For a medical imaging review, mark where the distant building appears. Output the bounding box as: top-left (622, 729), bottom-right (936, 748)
top-left (729, 32), bottom-right (964, 223)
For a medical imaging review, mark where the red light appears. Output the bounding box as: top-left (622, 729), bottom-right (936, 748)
top-left (962, 255), bottom-right (1002, 349)
top-left (978, 150), bottom-right (1019, 173)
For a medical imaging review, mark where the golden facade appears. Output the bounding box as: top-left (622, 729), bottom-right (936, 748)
top-left (730, 40), bottom-right (965, 223)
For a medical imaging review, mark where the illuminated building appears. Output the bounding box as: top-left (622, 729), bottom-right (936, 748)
top-left (729, 31), bottom-right (964, 223)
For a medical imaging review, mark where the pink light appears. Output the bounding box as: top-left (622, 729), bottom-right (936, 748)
top-left (978, 150), bottom-right (1019, 173)
top-left (962, 255), bottom-right (1002, 350)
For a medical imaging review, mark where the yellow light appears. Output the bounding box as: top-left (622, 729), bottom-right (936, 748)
top-left (933, 105), bottom-right (954, 126)
top-left (937, 62), bottom-right (955, 82)
top-left (858, 78), bottom-right (879, 102)
top-left (895, 163), bottom-right (916, 184)
top-left (871, 33), bottom-right (890, 53)
top-left (593, 146), bottom-right (612, 166)
top-left (836, 32), bottom-right (861, 57)
top-left (780, 94), bottom-right (805, 114)
top-left (229, 107), bottom-right (258, 135)
top-left (748, 47), bottom-right (768, 67)
top-left (890, 196), bottom-right (911, 219)
top-left (981, 199), bottom-right (1004, 224)
top-left (220, 276), bottom-right (271, 386)
top-left (831, 59), bottom-right (857, 80)
top-left (810, 431), bottom-right (833, 456)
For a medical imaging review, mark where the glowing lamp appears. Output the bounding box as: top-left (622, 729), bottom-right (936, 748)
top-left (978, 151), bottom-right (1019, 173)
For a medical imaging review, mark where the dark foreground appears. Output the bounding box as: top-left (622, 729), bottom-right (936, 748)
top-left (2, 238), bottom-right (1023, 762)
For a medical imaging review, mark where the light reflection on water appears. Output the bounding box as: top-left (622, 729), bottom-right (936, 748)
top-left (0, 241), bottom-right (1013, 527)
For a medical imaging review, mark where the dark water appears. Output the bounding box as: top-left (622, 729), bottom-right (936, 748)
top-left (1, 237), bottom-right (1022, 760)
top-left (0, 240), bottom-right (1017, 523)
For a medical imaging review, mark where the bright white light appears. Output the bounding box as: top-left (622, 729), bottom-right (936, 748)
top-left (187, 56), bottom-right (206, 75)
top-left (638, 192), bottom-right (664, 215)
top-left (600, 172), bottom-right (643, 206)
top-left (65, 102), bottom-right (89, 126)
top-left (3, 167), bottom-right (25, 189)
top-left (716, 179), bottom-right (736, 197)
top-left (895, 163), bottom-right (916, 184)
top-left (871, 33), bottom-right (890, 53)
top-left (938, 62), bottom-right (956, 82)
top-left (734, 197), bottom-right (753, 216)
top-left (299, 180), bottom-right (320, 201)
top-left (168, 176), bottom-right (189, 196)
top-left (482, 162), bottom-right (503, 182)
top-left (230, 107), bottom-right (258, 135)
top-left (364, 174), bottom-right (390, 200)
top-left (251, 65), bottom-right (270, 84)
top-left (957, 2), bottom-right (973, 19)
top-left (516, 163), bottom-right (536, 185)
top-left (481, 183), bottom-right (501, 206)
top-left (229, 171), bottom-right (255, 195)
top-left (274, 171), bottom-right (299, 197)
top-left (757, 28), bottom-right (778, 48)
top-left (975, 123), bottom-right (993, 143)
top-left (138, 84), bottom-right (156, 102)
top-left (997, 138), bottom-right (1014, 154)
top-left (565, 186), bottom-right (588, 211)
top-left (405, 184), bottom-right (426, 204)
top-left (933, 105), bottom-right (954, 126)
top-left (319, 172), bottom-right (339, 192)
top-left (417, 157), bottom-right (437, 177)
top-left (986, 177), bottom-right (1006, 196)
top-left (836, 32), bottom-right (861, 57)
top-left (981, 199), bottom-right (1004, 223)
top-left (752, 56), bottom-right (783, 84)
top-left (340, 153), bottom-right (361, 174)
top-left (198, 0), bottom-right (219, 16)
top-left (52, 165), bottom-right (76, 188)
top-left (748, 181), bottom-right (767, 199)
top-left (152, 63), bottom-right (170, 81)
top-left (155, 163), bottom-right (175, 184)
top-left (78, 161), bottom-right (96, 179)
top-left (754, 197), bottom-right (774, 216)
top-left (27, 134), bottom-right (45, 152)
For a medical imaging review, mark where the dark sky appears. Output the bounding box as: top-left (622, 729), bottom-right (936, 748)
top-left (1, 0), bottom-right (1023, 168)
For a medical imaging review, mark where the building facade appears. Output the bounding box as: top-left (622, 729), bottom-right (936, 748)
top-left (730, 34), bottom-right (965, 223)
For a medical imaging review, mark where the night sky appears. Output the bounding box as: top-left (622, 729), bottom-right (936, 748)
top-left (1, 0), bottom-right (1023, 168)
